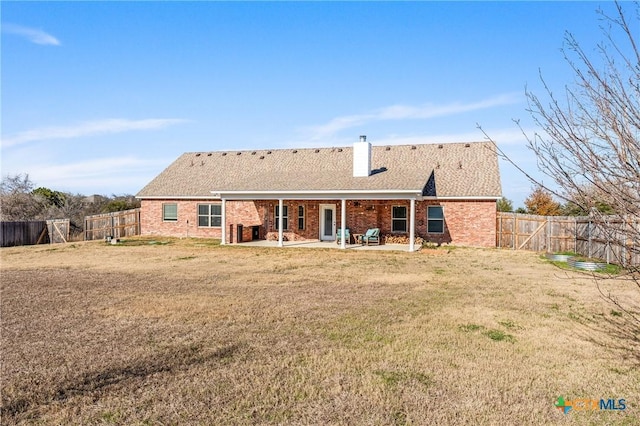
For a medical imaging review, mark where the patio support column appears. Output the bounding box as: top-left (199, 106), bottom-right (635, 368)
top-left (278, 198), bottom-right (284, 247)
top-left (340, 198), bottom-right (347, 249)
top-left (409, 198), bottom-right (416, 252)
top-left (220, 198), bottom-right (227, 245)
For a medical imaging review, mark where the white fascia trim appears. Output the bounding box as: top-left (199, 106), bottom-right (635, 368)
top-left (422, 196), bottom-right (502, 200)
top-left (210, 189), bottom-right (423, 201)
top-left (136, 195), bottom-right (222, 200)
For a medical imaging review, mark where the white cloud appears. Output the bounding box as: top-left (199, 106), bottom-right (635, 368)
top-left (2, 23), bottom-right (61, 46)
top-left (4, 156), bottom-right (170, 195)
top-left (306, 93), bottom-right (522, 139)
top-left (1, 118), bottom-right (190, 147)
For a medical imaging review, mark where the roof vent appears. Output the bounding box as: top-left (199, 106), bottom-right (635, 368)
top-left (236, 152), bottom-right (241, 155)
top-left (338, 148), bottom-right (343, 152)
top-left (267, 151), bottom-right (272, 154)
top-left (438, 144), bottom-right (443, 149)
top-left (207, 153), bottom-right (212, 156)
top-left (292, 150), bottom-right (298, 153)
top-left (458, 161), bottom-right (463, 169)
top-left (411, 145), bottom-right (416, 150)
top-left (314, 149), bottom-right (320, 153)
top-left (195, 153), bottom-right (201, 157)
top-left (465, 143), bottom-right (471, 148)
top-left (259, 155), bottom-right (265, 159)
top-left (385, 146), bottom-right (391, 151)
top-left (251, 151), bottom-right (256, 155)
top-left (222, 152), bottom-right (227, 156)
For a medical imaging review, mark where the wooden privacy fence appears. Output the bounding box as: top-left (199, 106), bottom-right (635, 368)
top-left (1, 219), bottom-right (70, 247)
top-left (575, 216), bottom-right (639, 267)
top-left (84, 208), bottom-right (141, 241)
top-left (496, 212), bottom-right (639, 267)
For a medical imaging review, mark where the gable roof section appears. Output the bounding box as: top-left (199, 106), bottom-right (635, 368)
top-left (136, 141), bottom-right (501, 199)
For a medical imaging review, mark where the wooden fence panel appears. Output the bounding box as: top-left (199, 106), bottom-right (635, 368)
top-left (1, 221), bottom-right (49, 247)
top-left (497, 212), bottom-right (639, 266)
top-left (576, 217), bottom-right (640, 267)
top-left (496, 213), bottom-right (576, 253)
top-left (84, 208), bottom-right (141, 241)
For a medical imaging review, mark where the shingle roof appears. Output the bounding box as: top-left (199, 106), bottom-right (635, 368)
top-left (136, 141), bottom-right (501, 198)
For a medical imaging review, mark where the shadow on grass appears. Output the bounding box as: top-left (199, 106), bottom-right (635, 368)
top-left (1, 342), bottom-right (244, 420)
top-left (579, 310), bottom-right (640, 369)
top-left (577, 273), bottom-right (640, 367)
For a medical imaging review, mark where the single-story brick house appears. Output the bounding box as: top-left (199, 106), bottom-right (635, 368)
top-left (136, 137), bottom-right (502, 250)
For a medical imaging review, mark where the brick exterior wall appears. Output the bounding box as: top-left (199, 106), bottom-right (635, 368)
top-left (140, 198), bottom-right (497, 247)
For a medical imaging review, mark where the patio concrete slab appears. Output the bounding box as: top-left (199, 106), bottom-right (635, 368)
top-left (234, 239), bottom-right (416, 252)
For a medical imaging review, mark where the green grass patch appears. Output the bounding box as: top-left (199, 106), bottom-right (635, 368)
top-left (458, 323), bottom-right (485, 332)
top-left (100, 411), bottom-right (120, 423)
top-left (374, 370), bottom-right (433, 388)
top-left (483, 329), bottom-right (516, 343)
top-left (498, 319), bottom-right (521, 330)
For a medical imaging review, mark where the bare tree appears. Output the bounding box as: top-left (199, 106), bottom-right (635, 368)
top-left (481, 2), bottom-right (639, 359)
top-left (0, 174), bottom-right (44, 221)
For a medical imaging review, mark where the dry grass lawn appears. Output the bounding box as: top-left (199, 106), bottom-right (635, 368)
top-left (1, 237), bottom-right (638, 425)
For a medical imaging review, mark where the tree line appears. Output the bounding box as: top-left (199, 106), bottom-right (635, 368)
top-left (0, 173), bottom-right (140, 237)
top-left (497, 187), bottom-right (616, 216)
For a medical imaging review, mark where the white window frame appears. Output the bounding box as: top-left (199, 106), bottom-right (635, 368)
top-left (198, 203), bottom-right (222, 228)
top-left (162, 203), bottom-right (178, 222)
top-left (275, 205), bottom-right (289, 230)
top-left (298, 205), bottom-right (305, 230)
top-left (427, 205), bottom-right (445, 234)
top-left (391, 205), bottom-right (407, 233)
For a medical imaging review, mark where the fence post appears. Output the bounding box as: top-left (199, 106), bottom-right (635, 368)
top-left (588, 219), bottom-right (592, 259)
top-left (512, 212), bottom-right (516, 250)
top-left (573, 217), bottom-right (578, 253)
top-left (498, 213), bottom-right (502, 248)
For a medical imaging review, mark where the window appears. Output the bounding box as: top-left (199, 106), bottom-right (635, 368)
top-left (275, 205), bottom-right (288, 230)
top-left (392, 206), bottom-right (407, 232)
top-left (163, 203), bottom-right (177, 222)
top-left (427, 206), bottom-right (444, 233)
top-left (198, 204), bottom-right (222, 227)
top-left (298, 205), bottom-right (305, 230)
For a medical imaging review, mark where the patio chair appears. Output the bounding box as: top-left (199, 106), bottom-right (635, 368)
top-left (336, 228), bottom-right (350, 245)
top-left (360, 228), bottom-right (380, 245)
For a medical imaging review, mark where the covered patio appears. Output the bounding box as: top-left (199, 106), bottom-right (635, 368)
top-left (213, 192), bottom-right (420, 252)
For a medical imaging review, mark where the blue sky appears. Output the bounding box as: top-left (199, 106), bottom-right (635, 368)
top-left (0, 1), bottom-right (629, 207)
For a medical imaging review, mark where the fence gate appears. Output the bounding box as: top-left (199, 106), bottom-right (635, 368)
top-left (47, 219), bottom-right (70, 244)
top-left (84, 208), bottom-right (141, 240)
top-left (496, 213), bottom-right (576, 253)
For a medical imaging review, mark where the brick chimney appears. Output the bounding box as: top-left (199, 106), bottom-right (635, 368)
top-left (353, 135), bottom-right (371, 177)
